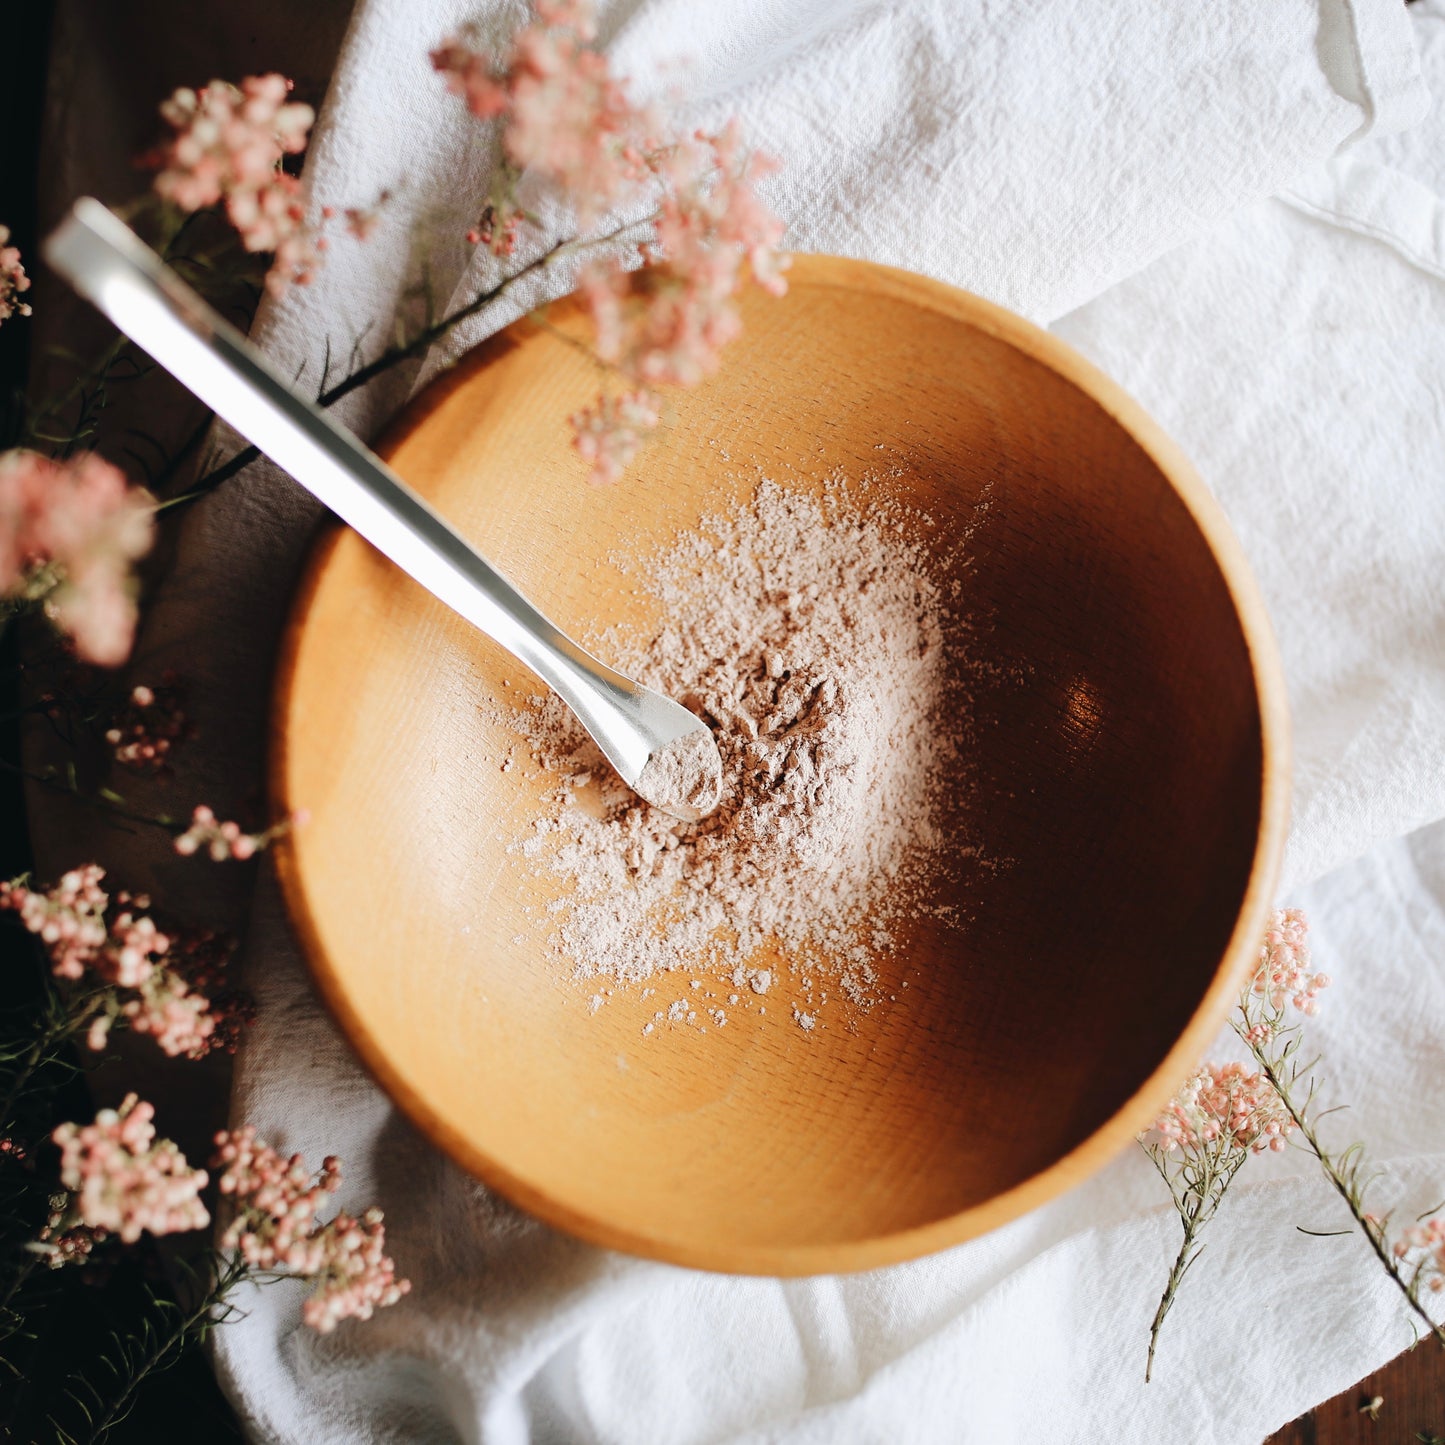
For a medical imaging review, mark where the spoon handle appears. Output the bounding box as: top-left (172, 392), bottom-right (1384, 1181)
top-left (44, 198), bottom-right (654, 780)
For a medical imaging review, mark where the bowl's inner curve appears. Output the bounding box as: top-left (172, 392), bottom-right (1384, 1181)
top-left (276, 261), bottom-right (1264, 1270)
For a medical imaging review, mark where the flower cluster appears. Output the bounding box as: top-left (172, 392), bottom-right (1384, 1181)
top-left (1150, 1061), bottom-right (1295, 1156)
top-left (1390, 1215), bottom-right (1445, 1293)
top-left (0, 224), bottom-right (32, 325)
top-left (213, 1128), bottom-right (410, 1332)
top-left (51, 1095), bottom-right (209, 1247)
top-left (580, 122), bottom-right (786, 390)
top-left (1252, 907), bottom-right (1330, 1016)
top-left (174, 804), bottom-right (298, 861)
top-left (34, 1194), bottom-right (104, 1269)
top-left (433, 0), bottom-right (652, 238)
top-left (0, 449), bottom-right (155, 666)
top-left (433, 1), bottom-right (787, 481)
top-left (0, 866), bottom-right (229, 1059)
top-left (106, 678), bottom-right (192, 773)
top-left (568, 389), bottom-right (661, 485)
top-left (1, 863), bottom-right (109, 980)
top-left (149, 75), bottom-right (321, 294)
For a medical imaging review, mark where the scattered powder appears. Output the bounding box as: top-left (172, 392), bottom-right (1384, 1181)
top-left (495, 478), bottom-right (976, 1032)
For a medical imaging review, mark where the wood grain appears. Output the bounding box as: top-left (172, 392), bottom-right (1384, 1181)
top-left (1266, 1342), bottom-right (1445, 1443)
top-left (270, 254), bottom-right (1290, 1275)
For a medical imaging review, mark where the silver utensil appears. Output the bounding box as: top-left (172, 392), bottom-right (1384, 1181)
top-left (44, 198), bottom-right (721, 822)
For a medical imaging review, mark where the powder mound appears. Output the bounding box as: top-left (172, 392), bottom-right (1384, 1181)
top-left (502, 479), bottom-right (972, 1029)
top-left (634, 727), bottom-right (722, 820)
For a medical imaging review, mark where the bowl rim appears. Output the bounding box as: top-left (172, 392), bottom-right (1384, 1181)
top-left (269, 251), bottom-right (1291, 1277)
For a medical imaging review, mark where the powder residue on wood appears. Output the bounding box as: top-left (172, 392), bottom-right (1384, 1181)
top-left (496, 478), bottom-right (977, 1031)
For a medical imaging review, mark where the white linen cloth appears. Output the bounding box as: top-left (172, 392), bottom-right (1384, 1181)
top-left (91, 0), bottom-right (1442, 1437)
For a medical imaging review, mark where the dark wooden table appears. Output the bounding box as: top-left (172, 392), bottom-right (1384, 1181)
top-left (1268, 1342), bottom-right (1445, 1444)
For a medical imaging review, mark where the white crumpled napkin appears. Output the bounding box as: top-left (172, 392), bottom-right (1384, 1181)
top-left (104, 0), bottom-right (1437, 1438)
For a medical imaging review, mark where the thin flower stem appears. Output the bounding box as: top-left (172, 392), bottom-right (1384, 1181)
top-left (0, 756), bottom-right (180, 835)
top-left (75, 1254), bottom-right (250, 1444)
top-left (21, 207), bottom-right (193, 454)
top-left (0, 1026), bottom-right (59, 1134)
top-left (1143, 1141), bottom-right (1248, 1382)
top-left (0, 990), bottom-right (96, 1137)
top-left (157, 213), bottom-right (655, 515)
top-left (1238, 1023), bottom-right (1445, 1351)
top-left (21, 338), bottom-right (131, 453)
top-left (0, 1251), bottom-right (44, 1349)
top-left (1147, 1205), bottom-right (1204, 1385)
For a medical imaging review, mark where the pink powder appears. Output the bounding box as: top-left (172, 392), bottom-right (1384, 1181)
top-left (496, 478), bottom-right (976, 1032)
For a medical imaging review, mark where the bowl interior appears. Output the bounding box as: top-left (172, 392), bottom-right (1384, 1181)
top-left (273, 256), bottom-right (1284, 1274)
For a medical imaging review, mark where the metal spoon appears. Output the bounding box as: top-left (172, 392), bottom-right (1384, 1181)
top-left (44, 198), bottom-right (722, 822)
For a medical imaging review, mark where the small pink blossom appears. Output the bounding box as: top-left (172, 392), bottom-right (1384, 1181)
top-left (52, 1095), bottom-right (209, 1246)
top-left (117, 971), bottom-right (217, 1058)
top-left (430, 37), bottom-right (510, 120)
top-left (466, 202), bottom-right (524, 258)
top-left (1251, 907), bottom-right (1330, 1018)
top-left (0, 224), bottom-right (32, 325)
top-left (0, 449), bottom-right (154, 666)
top-left (433, 5), bottom-right (786, 484)
top-left (432, 1), bottom-right (657, 229)
top-left (1, 866), bottom-right (233, 1059)
top-left (1, 864), bottom-right (110, 980)
top-left (579, 124), bottom-right (788, 391)
top-left (106, 676), bottom-right (191, 773)
top-left (1150, 1061), bottom-right (1295, 1155)
top-left (173, 804), bottom-right (297, 861)
top-left (1, 868), bottom-right (169, 990)
top-left (213, 1128), bottom-right (410, 1331)
top-left (1391, 1215), bottom-right (1445, 1292)
top-left (342, 190), bottom-right (391, 242)
top-left (33, 1193), bottom-right (104, 1269)
top-left (149, 75), bottom-right (319, 294)
top-left (569, 389), bottom-right (661, 484)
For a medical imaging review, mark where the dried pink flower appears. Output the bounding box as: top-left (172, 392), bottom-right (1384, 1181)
top-left (1250, 907), bottom-right (1330, 1020)
top-left (569, 389), bottom-right (661, 484)
top-left (466, 201), bottom-right (525, 258)
top-left (1, 866), bottom-right (233, 1059)
top-left (149, 75), bottom-right (319, 294)
top-left (430, 37), bottom-right (510, 122)
top-left (579, 124), bottom-right (787, 391)
top-left (117, 970), bottom-right (217, 1058)
top-left (0, 225), bottom-right (33, 325)
top-left (342, 190), bottom-right (391, 242)
top-left (173, 804), bottom-right (297, 861)
top-left (105, 677), bottom-right (191, 773)
top-left (213, 1128), bottom-right (410, 1331)
top-left (1150, 1061), bottom-right (1295, 1155)
top-left (433, 5), bottom-right (786, 484)
top-left (1391, 1215), bottom-right (1445, 1292)
top-left (52, 1095), bottom-right (209, 1245)
top-left (33, 1193), bottom-right (105, 1269)
top-left (0, 449), bottom-right (154, 666)
top-left (0, 864), bottom-right (111, 981)
top-left (432, 0), bottom-right (656, 228)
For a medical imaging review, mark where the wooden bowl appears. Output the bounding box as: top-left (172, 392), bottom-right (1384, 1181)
top-left (272, 254), bottom-right (1288, 1275)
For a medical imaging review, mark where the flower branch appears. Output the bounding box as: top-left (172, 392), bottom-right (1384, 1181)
top-left (1144, 909), bottom-right (1445, 1381)
top-left (158, 210), bottom-right (656, 515)
top-left (1236, 1012), bottom-right (1445, 1350)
